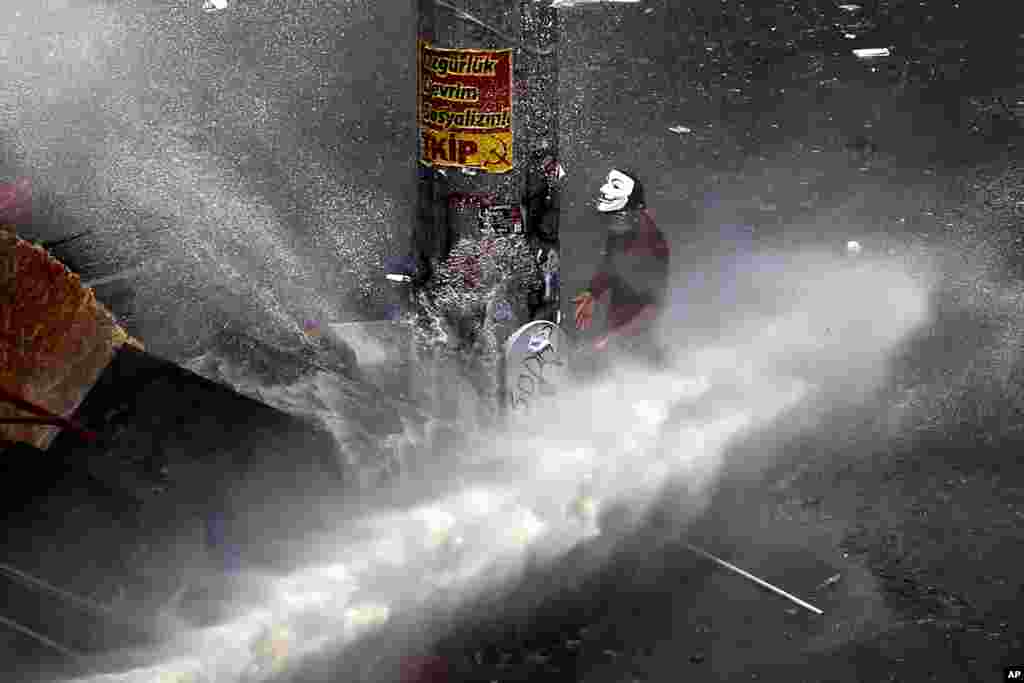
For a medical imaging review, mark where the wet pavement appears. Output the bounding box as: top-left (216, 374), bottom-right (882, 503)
top-left (340, 1), bottom-right (1024, 680)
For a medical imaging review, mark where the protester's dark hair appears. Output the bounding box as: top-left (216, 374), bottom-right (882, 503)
top-left (614, 167), bottom-right (646, 210)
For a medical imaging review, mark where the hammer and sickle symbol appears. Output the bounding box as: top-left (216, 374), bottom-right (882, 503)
top-left (485, 136), bottom-right (511, 167)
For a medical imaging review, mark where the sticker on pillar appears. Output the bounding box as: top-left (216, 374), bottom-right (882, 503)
top-left (419, 42), bottom-right (514, 173)
top-left (480, 205), bottom-right (524, 235)
top-left (543, 156), bottom-right (567, 182)
top-left (302, 319), bottom-right (323, 340)
top-left (493, 299), bottom-right (513, 322)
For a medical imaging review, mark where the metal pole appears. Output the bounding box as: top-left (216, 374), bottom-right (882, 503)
top-left (0, 385), bottom-right (100, 442)
top-left (0, 612), bottom-right (86, 663)
top-left (413, 0), bottom-right (561, 435)
top-left (683, 543), bottom-right (824, 616)
top-left (82, 266), bottom-right (145, 289)
top-left (0, 563), bottom-right (117, 619)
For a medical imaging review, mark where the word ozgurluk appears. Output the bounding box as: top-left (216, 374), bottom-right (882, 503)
top-left (419, 42), bottom-right (513, 173)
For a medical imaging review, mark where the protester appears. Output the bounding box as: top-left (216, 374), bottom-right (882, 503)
top-left (573, 168), bottom-right (670, 370)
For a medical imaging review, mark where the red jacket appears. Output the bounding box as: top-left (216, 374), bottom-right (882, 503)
top-left (589, 209), bottom-right (670, 333)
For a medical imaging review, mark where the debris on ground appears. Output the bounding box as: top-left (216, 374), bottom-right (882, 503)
top-left (399, 655), bottom-right (450, 683)
top-left (343, 602), bottom-right (391, 637)
top-left (550, 0), bottom-right (641, 6)
top-left (817, 573), bottom-right (842, 591)
top-left (244, 622), bottom-right (296, 681)
top-left (853, 48), bottom-right (892, 59)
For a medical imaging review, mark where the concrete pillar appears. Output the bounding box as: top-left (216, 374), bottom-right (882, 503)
top-left (412, 1), bottom-right (561, 445)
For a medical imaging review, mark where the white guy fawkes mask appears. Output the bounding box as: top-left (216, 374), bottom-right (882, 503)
top-left (595, 169), bottom-right (635, 213)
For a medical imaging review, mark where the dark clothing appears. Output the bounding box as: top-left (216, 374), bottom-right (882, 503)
top-left (588, 209), bottom-right (670, 332)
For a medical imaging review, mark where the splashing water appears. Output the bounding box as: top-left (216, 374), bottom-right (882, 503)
top-left (37, 82), bottom-right (933, 676)
top-left (62, 354), bottom-right (818, 682)
top-left (5, 1), bottom-right (401, 357)
top-left (6, 2), bottom-right (1018, 678)
top-left (113, 247), bottom-right (939, 683)
top-left (94, 125), bottom-right (337, 344)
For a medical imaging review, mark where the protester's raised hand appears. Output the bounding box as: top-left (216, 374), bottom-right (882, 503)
top-left (573, 291), bottom-right (594, 330)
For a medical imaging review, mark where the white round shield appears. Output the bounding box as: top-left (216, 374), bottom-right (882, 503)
top-left (504, 320), bottom-right (571, 416)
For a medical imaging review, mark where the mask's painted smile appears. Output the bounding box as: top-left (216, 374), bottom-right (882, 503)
top-left (595, 169), bottom-right (635, 213)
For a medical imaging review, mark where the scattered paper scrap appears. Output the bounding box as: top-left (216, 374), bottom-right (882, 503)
top-left (853, 48), bottom-right (891, 59)
top-left (344, 603), bottom-right (391, 632)
top-left (817, 573), bottom-right (842, 590)
top-left (202, 0), bottom-right (228, 11)
top-left (669, 125), bottom-right (693, 134)
top-left (550, 0), bottom-right (641, 6)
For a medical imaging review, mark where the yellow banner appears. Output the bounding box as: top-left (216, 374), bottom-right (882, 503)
top-left (418, 42), bottom-right (513, 173)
